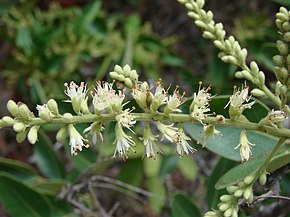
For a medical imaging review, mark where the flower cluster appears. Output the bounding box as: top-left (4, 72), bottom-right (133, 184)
top-left (190, 82), bottom-right (213, 123)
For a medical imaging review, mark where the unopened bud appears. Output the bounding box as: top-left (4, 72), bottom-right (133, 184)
top-left (259, 172), bottom-right (267, 185)
top-left (284, 32), bottom-right (290, 42)
top-left (234, 189), bottom-right (243, 197)
top-left (109, 71), bottom-right (119, 79)
top-left (220, 195), bottom-right (232, 202)
top-left (63, 113), bottom-right (73, 123)
top-left (18, 104), bottom-right (32, 120)
top-left (221, 55), bottom-right (237, 65)
top-left (28, 126), bottom-right (39, 144)
top-left (258, 71), bottom-right (265, 84)
top-left (124, 78), bottom-right (133, 88)
top-left (195, 20), bottom-right (207, 29)
top-left (244, 175), bottom-right (255, 185)
top-left (13, 122), bottom-right (26, 133)
top-left (203, 31), bottom-right (215, 40)
top-left (277, 40), bottom-right (288, 55)
top-left (7, 100), bottom-right (18, 117)
top-left (123, 64), bottom-right (131, 76)
top-left (282, 22), bottom-right (290, 32)
top-left (250, 61), bottom-right (259, 74)
top-left (226, 185), bottom-right (239, 194)
top-left (130, 70), bottom-right (139, 84)
top-left (56, 126), bottom-right (68, 143)
top-left (16, 129), bottom-right (28, 143)
top-left (243, 187), bottom-right (253, 200)
top-left (218, 202), bottom-right (230, 212)
top-left (2, 116), bottom-right (16, 126)
top-left (214, 40), bottom-right (225, 50)
top-left (273, 55), bottom-right (285, 66)
top-left (251, 88), bottom-right (265, 97)
top-left (47, 99), bottom-right (59, 116)
top-left (114, 65), bottom-right (123, 74)
top-left (223, 208), bottom-right (233, 217)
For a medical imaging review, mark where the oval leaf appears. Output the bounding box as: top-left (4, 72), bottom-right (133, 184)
top-left (184, 124), bottom-right (278, 161)
top-left (0, 173), bottom-right (51, 217)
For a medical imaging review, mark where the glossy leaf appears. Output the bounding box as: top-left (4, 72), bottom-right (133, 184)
top-left (171, 194), bottom-right (201, 217)
top-left (215, 157), bottom-right (265, 189)
top-left (184, 124), bottom-right (278, 161)
top-left (0, 157), bottom-right (36, 180)
top-left (30, 179), bottom-right (67, 196)
top-left (34, 130), bottom-right (65, 179)
top-left (0, 173), bottom-right (51, 217)
top-left (267, 148), bottom-right (290, 173)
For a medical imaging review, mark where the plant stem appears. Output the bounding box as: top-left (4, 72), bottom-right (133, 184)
top-left (15, 113), bottom-right (290, 138)
top-left (255, 137), bottom-right (287, 177)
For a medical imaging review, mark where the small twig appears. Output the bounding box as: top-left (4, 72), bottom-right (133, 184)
top-left (254, 195), bottom-right (290, 202)
top-left (92, 175), bottom-right (165, 200)
top-left (88, 181), bottom-right (108, 217)
top-left (107, 201), bottom-right (121, 217)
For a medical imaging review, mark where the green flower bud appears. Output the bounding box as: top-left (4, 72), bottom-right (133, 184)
top-left (124, 78), bottom-right (133, 88)
top-left (244, 175), bottom-right (255, 185)
top-left (218, 202), bottom-right (230, 212)
top-left (282, 22), bottom-right (290, 32)
top-left (28, 126), bottom-right (39, 144)
top-left (187, 12), bottom-right (199, 20)
top-left (13, 122), bottom-right (26, 133)
top-left (221, 55), bottom-right (237, 65)
top-left (16, 129), bottom-right (28, 143)
top-left (220, 195), bottom-right (233, 202)
top-left (279, 7), bottom-right (289, 15)
top-left (196, 0), bottom-right (205, 8)
top-left (251, 88), bottom-right (265, 97)
top-left (63, 113), bottom-right (73, 123)
top-left (123, 64), bottom-right (131, 76)
top-left (277, 40), bottom-right (288, 55)
top-left (273, 55), bottom-right (285, 66)
top-left (248, 191), bottom-right (254, 203)
top-left (47, 99), bottom-right (59, 116)
top-left (56, 126), bottom-right (68, 143)
top-left (243, 187), bottom-right (253, 200)
top-left (206, 11), bottom-right (213, 22)
top-left (130, 70), bottom-right (139, 84)
top-left (141, 82), bottom-right (149, 91)
top-left (114, 65), bottom-right (123, 74)
top-left (18, 104), bottom-right (32, 120)
top-left (276, 12), bottom-right (288, 22)
top-left (185, 3), bottom-right (194, 10)
top-left (235, 71), bottom-right (243, 79)
top-left (283, 32), bottom-right (290, 42)
top-left (226, 185), bottom-right (239, 194)
top-left (242, 70), bottom-right (253, 81)
top-left (109, 71), bottom-right (119, 80)
top-left (250, 61), bottom-right (259, 75)
top-left (214, 40), bottom-right (225, 50)
top-left (2, 116), bottom-right (16, 126)
top-left (286, 54), bottom-right (290, 65)
top-left (280, 67), bottom-right (288, 80)
top-left (204, 211), bottom-right (218, 217)
top-left (195, 20), bottom-right (207, 29)
top-left (233, 189), bottom-right (243, 197)
top-left (280, 85), bottom-right (287, 95)
top-left (231, 209), bottom-right (238, 217)
top-left (7, 100), bottom-right (19, 117)
top-left (203, 31), bottom-right (215, 40)
top-left (258, 71), bottom-right (265, 84)
top-left (117, 74), bottom-right (125, 82)
top-left (71, 97), bottom-right (81, 114)
top-left (224, 208), bottom-right (233, 217)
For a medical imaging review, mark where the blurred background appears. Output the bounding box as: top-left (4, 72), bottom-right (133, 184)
top-left (0, 0), bottom-right (289, 216)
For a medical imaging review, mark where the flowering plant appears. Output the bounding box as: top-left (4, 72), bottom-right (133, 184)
top-left (0, 1), bottom-right (290, 217)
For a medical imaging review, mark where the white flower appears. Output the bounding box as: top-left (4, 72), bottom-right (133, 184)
top-left (235, 130), bottom-right (255, 162)
top-left (140, 124), bottom-right (161, 159)
top-left (225, 85), bottom-right (255, 118)
top-left (131, 82), bottom-right (151, 110)
top-left (156, 122), bottom-right (178, 143)
top-left (36, 104), bottom-right (52, 121)
top-left (203, 124), bottom-right (223, 142)
top-left (64, 81), bottom-right (89, 114)
top-left (115, 109), bottom-right (136, 133)
top-left (269, 109), bottom-right (287, 123)
top-left (113, 125), bottom-right (136, 159)
top-left (151, 81), bottom-right (167, 111)
top-left (92, 81), bottom-right (125, 113)
top-left (164, 87), bottom-right (185, 114)
top-left (192, 82), bottom-right (213, 108)
top-left (83, 122), bottom-right (104, 145)
top-left (191, 106), bottom-right (210, 123)
top-left (68, 124), bottom-right (89, 156)
top-left (175, 127), bottom-right (196, 156)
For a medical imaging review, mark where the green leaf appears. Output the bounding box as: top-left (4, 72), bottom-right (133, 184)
top-left (0, 157), bottom-right (36, 180)
top-left (144, 157), bottom-right (162, 177)
top-left (0, 173), bottom-right (51, 217)
top-left (34, 130), bottom-right (65, 179)
top-left (30, 179), bottom-right (67, 196)
top-left (159, 155), bottom-right (179, 177)
top-left (184, 124), bottom-right (278, 161)
top-left (16, 27), bottom-right (33, 56)
top-left (272, 0), bottom-right (290, 6)
top-left (171, 194), bottom-right (201, 217)
top-left (147, 176), bottom-right (165, 214)
top-left (267, 148), bottom-right (290, 173)
top-left (178, 157), bottom-right (197, 181)
top-left (117, 159), bottom-right (143, 187)
top-left (215, 157), bottom-right (265, 189)
top-left (206, 158), bottom-right (237, 208)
